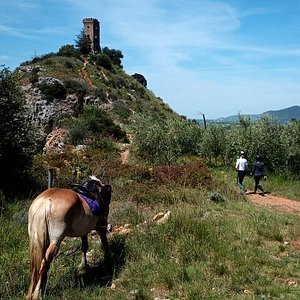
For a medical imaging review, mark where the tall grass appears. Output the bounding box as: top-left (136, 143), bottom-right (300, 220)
top-left (1, 166), bottom-right (300, 299)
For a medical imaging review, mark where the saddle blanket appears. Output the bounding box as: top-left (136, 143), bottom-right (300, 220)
top-left (80, 194), bottom-right (101, 215)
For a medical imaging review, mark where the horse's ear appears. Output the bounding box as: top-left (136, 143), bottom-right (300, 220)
top-left (89, 175), bottom-right (101, 183)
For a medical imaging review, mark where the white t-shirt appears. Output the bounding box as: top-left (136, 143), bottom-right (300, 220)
top-left (236, 157), bottom-right (248, 171)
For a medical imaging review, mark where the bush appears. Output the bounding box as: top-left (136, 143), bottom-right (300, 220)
top-left (64, 79), bottom-right (88, 96)
top-left (131, 73), bottom-right (147, 87)
top-left (68, 105), bottom-right (128, 146)
top-left (64, 60), bottom-right (74, 69)
top-left (30, 149), bottom-right (120, 188)
top-left (29, 73), bottom-right (39, 84)
top-left (96, 54), bottom-right (112, 70)
top-left (92, 87), bottom-right (108, 102)
top-left (38, 81), bottom-right (67, 101)
top-left (58, 44), bottom-right (80, 58)
top-left (152, 161), bottom-right (212, 188)
top-left (69, 123), bottom-right (88, 145)
top-left (102, 47), bottom-right (123, 68)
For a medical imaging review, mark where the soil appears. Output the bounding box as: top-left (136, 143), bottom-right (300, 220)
top-left (246, 191), bottom-right (300, 215)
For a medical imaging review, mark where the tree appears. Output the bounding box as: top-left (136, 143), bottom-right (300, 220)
top-left (96, 54), bottom-right (112, 70)
top-left (199, 124), bottom-right (226, 165)
top-left (75, 30), bottom-right (91, 55)
top-left (58, 44), bottom-right (80, 58)
top-left (132, 115), bottom-right (202, 165)
top-left (102, 47), bottom-right (123, 68)
top-left (0, 68), bottom-right (37, 196)
top-left (131, 73), bottom-right (147, 87)
top-left (281, 119), bottom-right (300, 175)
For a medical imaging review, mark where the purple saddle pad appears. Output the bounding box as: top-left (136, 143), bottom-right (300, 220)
top-left (80, 194), bottom-right (101, 215)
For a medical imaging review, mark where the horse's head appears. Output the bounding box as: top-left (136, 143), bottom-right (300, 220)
top-left (100, 185), bottom-right (112, 206)
top-left (83, 175), bottom-right (102, 193)
top-left (89, 175), bottom-right (102, 186)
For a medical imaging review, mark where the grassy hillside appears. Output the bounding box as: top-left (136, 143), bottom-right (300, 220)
top-left (18, 52), bottom-right (180, 129)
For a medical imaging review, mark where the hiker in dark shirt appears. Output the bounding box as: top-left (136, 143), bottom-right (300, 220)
top-left (252, 155), bottom-right (267, 195)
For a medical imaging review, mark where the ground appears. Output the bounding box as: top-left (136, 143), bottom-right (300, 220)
top-left (246, 192), bottom-right (300, 214)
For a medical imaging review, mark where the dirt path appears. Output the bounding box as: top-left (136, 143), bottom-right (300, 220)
top-left (246, 191), bottom-right (300, 215)
top-left (79, 60), bottom-right (97, 88)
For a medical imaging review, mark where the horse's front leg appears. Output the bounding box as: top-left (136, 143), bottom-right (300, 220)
top-left (96, 221), bottom-right (110, 259)
top-left (79, 235), bottom-right (89, 270)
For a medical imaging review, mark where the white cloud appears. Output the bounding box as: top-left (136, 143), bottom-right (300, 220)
top-left (1, 0), bottom-right (299, 118)
top-left (0, 24), bottom-right (31, 38)
top-left (0, 55), bottom-right (10, 61)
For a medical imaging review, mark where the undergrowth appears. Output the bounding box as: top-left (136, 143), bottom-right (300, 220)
top-left (1, 161), bottom-right (300, 299)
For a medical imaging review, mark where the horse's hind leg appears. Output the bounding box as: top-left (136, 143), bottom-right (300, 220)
top-left (35, 241), bottom-right (60, 298)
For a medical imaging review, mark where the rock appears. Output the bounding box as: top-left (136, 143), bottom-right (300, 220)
top-left (43, 128), bottom-right (69, 154)
top-left (153, 211), bottom-right (171, 224)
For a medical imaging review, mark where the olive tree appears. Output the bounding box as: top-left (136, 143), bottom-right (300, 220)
top-left (199, 124), bottom-right (227, 165)
top-left (132, 115), bottom-right (203, 165)
top-left (281, 119), bottom-right (300, 175)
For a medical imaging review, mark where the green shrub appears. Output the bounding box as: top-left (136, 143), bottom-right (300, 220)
top-left (58, 44), bottom-right (80, 58)
top-left (69, 123), bottom-right (88, 145)
top-left (64, 60), bottom-right (74, 69)
top-left (64, 79), bottom-right (88, 96)
top-left (38, 81), bottom-right (67, 101)
top-left (92, 87), bottom-right (108, 102)
top-left (29, 73), bottom-right (39, 84)
top-left (70, 105), bottom-right (127, 142)
top-left (102, 47), bottom-right (123, 68)
top-left (96, 53), bottom-right (112, 70)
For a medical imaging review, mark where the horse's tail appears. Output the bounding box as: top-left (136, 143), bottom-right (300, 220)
top-left (26, 197), bottom-right (51, 300)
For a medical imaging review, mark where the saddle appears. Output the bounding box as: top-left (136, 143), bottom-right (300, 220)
top-left (69, 183), bottom-right (101, 215)
top-left (69, 183), bottom-right (96, 200)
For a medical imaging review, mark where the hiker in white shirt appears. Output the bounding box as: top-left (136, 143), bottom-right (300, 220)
top-left (235, 151), bottom-right (248, 192)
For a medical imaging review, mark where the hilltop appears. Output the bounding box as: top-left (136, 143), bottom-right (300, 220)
top-left (16, 48), bottom-right (181, 152)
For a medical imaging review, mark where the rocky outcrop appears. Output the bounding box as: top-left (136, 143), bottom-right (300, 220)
top-left (43, 128), bottom-right (70, 154)
top-left (22, 79), bottom-right (77, 130)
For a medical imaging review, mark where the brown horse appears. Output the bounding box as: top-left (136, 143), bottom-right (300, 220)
top-left (26, 182), bottom-right (112, 300)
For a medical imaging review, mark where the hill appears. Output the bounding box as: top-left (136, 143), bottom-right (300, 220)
top-left (264, 105), bottom-right (300, 123)
top-left (16, 49), bottom-right (181, 152)
top-left (213, 105), bottom-right (300, 124)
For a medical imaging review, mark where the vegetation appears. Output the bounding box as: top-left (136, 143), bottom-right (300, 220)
top-left (68, 105), bottom-right (128, 148)
top-left (75, 30), bottom-right (92, 55)
top-left (131, 73), bottom-right (147, 87)
top-left (2, 161), bottom-right (300, 299)
top-left (0, 68), bottom-right (39, 196)
top-left (1, 36), bottom-right (300, 299)
top-left (102, 47), bottom-right (124, 69)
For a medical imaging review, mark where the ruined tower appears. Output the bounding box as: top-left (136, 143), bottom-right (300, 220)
top-left (82, 18), bottom-right (101, 53)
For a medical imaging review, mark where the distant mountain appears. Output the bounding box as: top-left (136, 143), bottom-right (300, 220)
top-left (264, 106), bottom-right (300, 123)
top-left (212, 106), bottom-right (300, 124)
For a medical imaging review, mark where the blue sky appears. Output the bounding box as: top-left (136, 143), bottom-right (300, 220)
top-left (1, 0), bottom-right (299, 119)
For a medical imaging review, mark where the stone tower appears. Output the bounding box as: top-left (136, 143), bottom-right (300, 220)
top-left (82, 18), bottom-right (101, 53)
